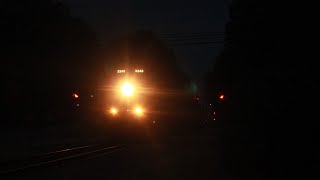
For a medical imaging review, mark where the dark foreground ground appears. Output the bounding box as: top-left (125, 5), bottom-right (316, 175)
top-left (1, 118), bottom-right (220, 180)
top-left (3, 117), bottom-right (317, 180)
top-left (5, 136), bottom-right (217, 180)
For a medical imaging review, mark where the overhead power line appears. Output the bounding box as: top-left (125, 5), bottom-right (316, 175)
top-left (158, 32), bottom-right (225, 46)
top-left (166, 36), bottom-right (224, 42)
top-left (160, 32), bottom-right (224, 36)
top-left (170, 41), bottom-right (224, 46)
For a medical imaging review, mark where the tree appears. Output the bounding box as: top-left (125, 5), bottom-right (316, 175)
top-left (205, 0), bottom-right (316, 178)
top-left (1, 0), bottom-right (98, 125)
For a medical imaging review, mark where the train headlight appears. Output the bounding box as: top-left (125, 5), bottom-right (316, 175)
top-left (110, 107), bottom-right (118, 115)
top-left (134, 107), bottom-right (144, 116)
top-left (121, 82), bottom-right (134, 97)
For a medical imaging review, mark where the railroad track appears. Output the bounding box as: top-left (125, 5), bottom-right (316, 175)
top-left (0, 144), bottom-right (125, 175)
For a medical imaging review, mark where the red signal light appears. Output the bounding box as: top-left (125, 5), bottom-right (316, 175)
top-left (72, 93), bottom-right (79, 99)
top-left (219, 94), bottom-right (224, 100)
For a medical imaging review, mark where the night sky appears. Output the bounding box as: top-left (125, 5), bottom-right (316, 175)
top-left (64, 0), bottom-right (231, 85)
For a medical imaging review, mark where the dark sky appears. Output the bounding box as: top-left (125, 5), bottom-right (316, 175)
top-left (64, 0), bottom-right (231, 85)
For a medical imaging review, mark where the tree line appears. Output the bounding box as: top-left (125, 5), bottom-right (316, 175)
top-left (203, 0), bottom-right (317, 178)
